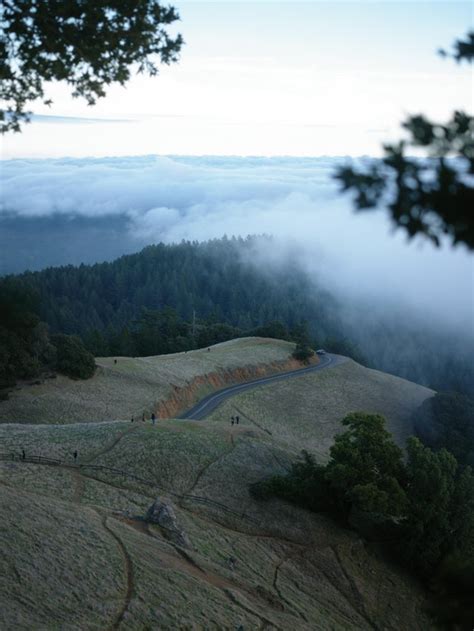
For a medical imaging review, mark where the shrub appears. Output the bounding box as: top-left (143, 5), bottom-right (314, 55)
top-left (250, 450), bottom-right (334, 512)
top-left (292, 345), bottom-right (314, 363)
top-left (51, 334), bottom-right (96, 380)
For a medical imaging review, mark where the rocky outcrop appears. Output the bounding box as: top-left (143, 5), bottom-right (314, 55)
top-left (156, 356), bottom-right (318, 419)
top-left (146, 498), bottom-right (191, 549)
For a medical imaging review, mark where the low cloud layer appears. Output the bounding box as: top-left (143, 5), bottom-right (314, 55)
top-left (1, 155), bottom-right (472, 334)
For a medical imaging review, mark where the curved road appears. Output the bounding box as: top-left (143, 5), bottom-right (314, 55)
top-left (179, 353), bottom-right (346, 420)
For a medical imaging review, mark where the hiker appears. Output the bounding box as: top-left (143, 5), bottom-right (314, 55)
top-left (231, 419), bottom-right (234, 426)
top-left (207, 348), bottom-right (210, 352)
top-left (151, 412), bottom-right (156, 425)
top-left (231, 415), bottom-right (235, 422)
top-left (114, 359), bottom-right (117, 365)
top-left (21, 449), bottom-right (25, 461)
top-left (131, 416), bottom-right (134, 423)
top-left (236, 415), bottom-right (240, 425)
top-left (73, 450), bottom-right (78, 462)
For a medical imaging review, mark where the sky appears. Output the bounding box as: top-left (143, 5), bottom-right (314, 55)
top-left (1, 0), bottom-right (472, 158)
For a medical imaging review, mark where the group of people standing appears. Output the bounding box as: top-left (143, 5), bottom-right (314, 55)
top-left (131, 411), bottom-right (241, 427)
top-left (131, 413), bottom-right (157, 425)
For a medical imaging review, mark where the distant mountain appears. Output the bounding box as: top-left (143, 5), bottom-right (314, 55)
top-left (0, 213), bottom-right (147, 275)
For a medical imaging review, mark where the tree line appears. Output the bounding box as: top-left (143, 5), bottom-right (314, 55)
top-left (15, 236), bottom-right (335, 337)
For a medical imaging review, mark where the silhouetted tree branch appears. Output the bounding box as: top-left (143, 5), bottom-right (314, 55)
top-left (0, 0), bottom-right (183, 132)
top-left (335, 31), bottom-right (474, 250)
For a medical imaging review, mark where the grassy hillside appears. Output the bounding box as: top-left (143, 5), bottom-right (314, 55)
top-left (205, 358), bottom-right (434, 460)
top-left (0, 337), bottom-right (300, 424)
top-left (1, 422), bottom-right (432, 630)
top-left (0, 339), bottom-right (436, 629)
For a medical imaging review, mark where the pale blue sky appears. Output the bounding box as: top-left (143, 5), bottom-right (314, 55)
top-left (2, 1), bottom-right (472, 157)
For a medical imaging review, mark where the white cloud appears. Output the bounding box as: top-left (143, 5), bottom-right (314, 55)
top-left (1, 154), bottom-right (472, 333)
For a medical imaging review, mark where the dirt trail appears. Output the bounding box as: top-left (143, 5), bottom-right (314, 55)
top-left (179, 504), bottom-right (307, 546)
top-left (71, 469), bottom-right (85, 504)
top-left (185, 428), bottom-right (237, 495)
top-left (137, 519), bottom-right (284, 629)
top-left (271, 551), bottom-right (309, 623)
top-left (82, 424), bottom-right (139, 465)
top-left (78, 469), bottom-right (157, 499)
top-left (233, 404), bottom-right (273, 436)
top-left (331, 545), bottom-right (379, 631)
top-left (92, 510), bottom-right (134, 631)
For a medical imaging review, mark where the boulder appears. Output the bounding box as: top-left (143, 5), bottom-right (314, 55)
top-left (146, 498), bottom-right (191, 549)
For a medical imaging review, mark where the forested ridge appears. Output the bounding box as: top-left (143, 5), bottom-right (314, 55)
top-left (14, 236), bottom-right (338, 340)
top-left (2, 235), bottom-right (472, 397)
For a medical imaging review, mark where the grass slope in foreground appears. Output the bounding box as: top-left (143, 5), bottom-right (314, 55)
top-left (0, 340), bottom-right (435, 629)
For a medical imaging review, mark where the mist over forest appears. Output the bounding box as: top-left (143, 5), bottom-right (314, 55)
top-left (1, 155), bottom-right (472, 397)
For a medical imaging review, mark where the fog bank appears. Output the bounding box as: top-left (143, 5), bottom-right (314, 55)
top-left (1, 155), bottom-right (472, 335)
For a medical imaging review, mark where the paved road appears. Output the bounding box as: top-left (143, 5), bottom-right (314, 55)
top-left (179, 353), bottom-right (346, 420)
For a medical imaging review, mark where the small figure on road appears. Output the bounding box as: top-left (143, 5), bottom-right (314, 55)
top-left (73, 450), bottom-right (78, 462)
top-left (21, 449), bottom-right (25, 461)
top-left (151, 413), bottom-right (156, 425)
top-left (114, 359), bottom-right (117, 365)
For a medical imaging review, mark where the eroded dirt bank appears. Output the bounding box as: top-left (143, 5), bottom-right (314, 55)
top-left (156, 356), bottom-right (318, 419)
top-left (0, 338), bottom-right (314, 424)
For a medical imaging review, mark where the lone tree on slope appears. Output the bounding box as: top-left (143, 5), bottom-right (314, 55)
top-left (0, 0), bottom-right (183, 133)
top-left (292, 321), bottom-right (314, 364)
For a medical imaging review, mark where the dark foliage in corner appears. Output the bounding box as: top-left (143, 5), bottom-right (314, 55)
top-left (0, 279), bottom-right (95, 397)
top-left (0, 279), bottom-right (54, 396)
top-left (430, 552), bottom-right (474, 628)
top-left (414, 391), bottom-right (474, 467)
top-left (335, 31), bottom-right (474, 250)
top-left (1, 0), bottom-right (183, 132)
